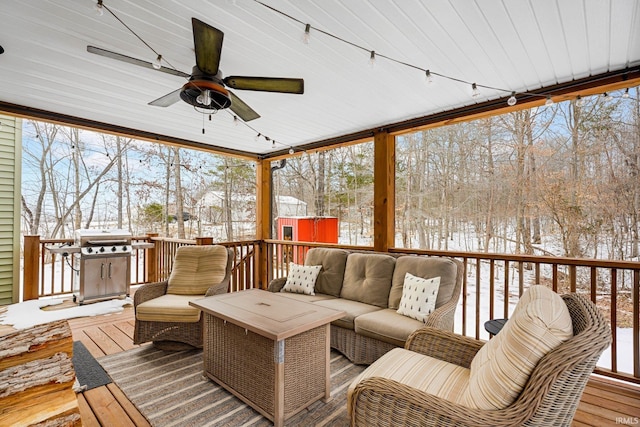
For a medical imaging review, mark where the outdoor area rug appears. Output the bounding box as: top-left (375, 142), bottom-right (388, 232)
top-left (72, 341), bottom-right (112, 391)
top-left (98, 345), bottom-right (366, 427)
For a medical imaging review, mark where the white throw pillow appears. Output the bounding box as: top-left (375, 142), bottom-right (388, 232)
top-left (397, 273), bottom-right (440, 322)
top-left (281, 263), bottom-right (322, 295)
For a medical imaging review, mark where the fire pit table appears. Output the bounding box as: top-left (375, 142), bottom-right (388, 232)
top-left (190, 289), bottom-right (345, 427)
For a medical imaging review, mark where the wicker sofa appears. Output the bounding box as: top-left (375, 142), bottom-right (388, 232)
top-left (268, 248), bottom-right (463, 364)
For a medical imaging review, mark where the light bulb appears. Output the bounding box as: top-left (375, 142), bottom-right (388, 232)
top-left (152, 55), bottom-right (162, 70)
top-left (576, 95), bottom-right (583, 106)
top-left (289, 148), bottom-right (294, 155)
top-left (197, 90), bottom-right (211, 106)
top-left (369, 51), bottom-right (376, 68)
top-left (622, 88), bottom-right (630, 99)
top-left (545, 96), bottom-right (554, 106)
top-left (425, 70), bottom-right (433, 85)
top-left (471, 83), bottom-right (480, 98)
top-left (95, 1), bottom-right (104, 16)
top-left (233, 116), bottom-right (239, 126)
top-left (507, 92), bottom-right (517, 106)
top-left (272, 140), bottom-right (276, 148)
top-left (254, 133), bottom-right (261, 141)
top-left (303, 24), bottom-right (311, 45)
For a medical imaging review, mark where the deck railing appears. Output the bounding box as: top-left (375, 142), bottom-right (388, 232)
top-left (22, 236), bottom-right (639, 385)
top-left (265, 239), bottom-right (640, 386)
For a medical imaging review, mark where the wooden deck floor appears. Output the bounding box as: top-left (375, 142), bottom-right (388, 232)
top-left (68, 304), bottom-right (640, 427)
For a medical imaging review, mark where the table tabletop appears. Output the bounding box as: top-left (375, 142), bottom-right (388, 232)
top-left (190, 289), bottom-right (345, 341)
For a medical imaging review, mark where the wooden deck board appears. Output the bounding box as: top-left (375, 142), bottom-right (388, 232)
top-left (62, 305), bottom-right (640, 426)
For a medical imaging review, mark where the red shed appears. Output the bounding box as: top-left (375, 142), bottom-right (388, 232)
top-left (277, 216), bottom-right (339, 263)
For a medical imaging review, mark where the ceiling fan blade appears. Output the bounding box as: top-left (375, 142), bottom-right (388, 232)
top-left (148, 89), bottom-right (182, 107)
top-left (229, 91), bottom-right (260, 122)
top-left (192, 18), bottom-right (224, 76)
top-left (224, 76), bottom-right (304, 94)
top-left (87, 46), bottom-right (190, 78)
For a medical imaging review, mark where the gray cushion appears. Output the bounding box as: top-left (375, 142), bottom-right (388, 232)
top-left (314, 298), bottom-right (381, 329)
top-left (340, 253), bottom-right (396, 308)
top-left (389, 256), bottom-right (459, 310)
top-left (355, 308), bottom-right (424, 347)
top-left (305, 248), bottom-right (349, 297)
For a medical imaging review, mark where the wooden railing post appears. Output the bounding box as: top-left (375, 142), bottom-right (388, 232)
top-left (23, 235), bottom-right (40, 301)
top-left (196, 237), bottom-right (213, 245)
top-left (373, 130), bottom-right (395, 252)
top-left (146, 233), bottom-right (159, 284)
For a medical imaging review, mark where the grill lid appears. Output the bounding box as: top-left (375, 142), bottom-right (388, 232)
top-left (74, 229), bottom-right (132, 246)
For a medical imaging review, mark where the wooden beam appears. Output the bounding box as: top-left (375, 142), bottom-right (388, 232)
top-left (373, 131), bottom-right (395, 252)
top-left (256, 159), bottom-right (271, 288)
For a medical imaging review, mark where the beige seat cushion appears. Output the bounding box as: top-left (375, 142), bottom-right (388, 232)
top-left (136, 294), bottom-right (204, 323)
top-left (461, 285), bottom-right (573, 410)
top-left (355, 308), bottom-right (424, 347)
top-left (314, 298), bottom-right (381, 330)
top-left (348, 347), bottom-right (470, 413)
top-left (166, 245), bottom-right (228, 295)
top-left (340, 253), bottom-right (396, 308)
top-left (389, 256), bottom-right (459, 310)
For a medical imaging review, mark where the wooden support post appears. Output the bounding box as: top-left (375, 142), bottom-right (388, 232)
top-left (22, 235), bottom-right (40, 301)
top-left (256, 159), bottom-right (271, 289)
top-left (196, 237), bottom-right (214, 245)
top-left (373, 130), bottom-right (395, 252)
top-left (145, 233), bottom-right (158, 284)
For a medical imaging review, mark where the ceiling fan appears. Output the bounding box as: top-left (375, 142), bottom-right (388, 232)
top-left (87, 17), bottom-right (304, 122)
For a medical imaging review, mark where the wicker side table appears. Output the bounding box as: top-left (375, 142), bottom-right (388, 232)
top-left (190, 289), bottom-right (345, 427)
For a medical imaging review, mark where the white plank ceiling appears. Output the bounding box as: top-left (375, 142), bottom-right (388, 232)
top-left (0, 0), bottom-right (639, 157)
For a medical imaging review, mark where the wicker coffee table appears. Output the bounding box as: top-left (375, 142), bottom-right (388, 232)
top-left (190, 289), bottom-right (345, 427)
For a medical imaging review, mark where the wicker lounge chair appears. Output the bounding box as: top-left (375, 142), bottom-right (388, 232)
top-left (133, 245), bottom-right (233, 349)
top-left (348, 291), bottom-right (611, 427)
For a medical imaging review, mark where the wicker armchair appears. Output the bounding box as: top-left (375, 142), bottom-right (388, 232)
top-left (348, 292), bottom-right (611, 427)
top-left (133, 245), bottom-right (233, 349)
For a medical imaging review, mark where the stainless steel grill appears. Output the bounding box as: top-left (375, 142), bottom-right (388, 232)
top-left (72, 229), bottom-right (132, 304)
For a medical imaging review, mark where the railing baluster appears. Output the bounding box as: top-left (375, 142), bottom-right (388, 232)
top-left (611, 268), bottom-right (618, 373)
top-left (504, 260), bottom-right (510, 319)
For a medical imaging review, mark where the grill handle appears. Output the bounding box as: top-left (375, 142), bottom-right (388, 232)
top-left (85, 239), bottom-right (129, 246)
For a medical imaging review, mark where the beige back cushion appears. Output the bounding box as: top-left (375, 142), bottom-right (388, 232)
top-left (389, 256), bottom-right (458, 310)
top-left (461, 285), bottom-right (573, 410)
top-left (304, 248), bottom-right (349, 297)
top-left (166, 245), bottom-right (229, 295)
top-left (340, 253), bottom-right (396, 308)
